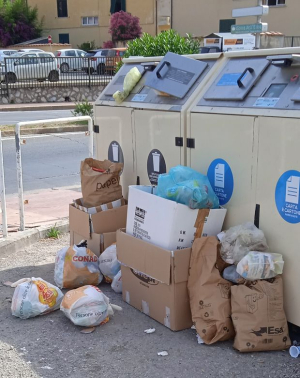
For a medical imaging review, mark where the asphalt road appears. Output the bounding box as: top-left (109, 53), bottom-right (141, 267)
top-left (0, 110), bottom-right (73, 125)
top-left (0, 234), bottom-right (299, 378)
top-left (2, 132), bottom-right (89, 195)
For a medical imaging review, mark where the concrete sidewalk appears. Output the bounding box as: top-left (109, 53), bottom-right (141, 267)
top-left (0, 102), bottom-right (78, 112)
top-left (1, 186), bottom-right (80, 233)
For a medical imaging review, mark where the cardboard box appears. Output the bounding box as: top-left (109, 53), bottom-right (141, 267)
top-left (126, 186), bottom-right (227, 251)
top-left (117, 229), bottom-right (192, 331)
top-left (73, 197), bottom-right (126, 214)
top-left (69, 202), bottom-right (127, 256)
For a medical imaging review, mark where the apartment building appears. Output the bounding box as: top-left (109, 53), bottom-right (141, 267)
top-left (170, 0), bottom-right (300, 38)
top-left (27, 0), bottom-right (166, 47)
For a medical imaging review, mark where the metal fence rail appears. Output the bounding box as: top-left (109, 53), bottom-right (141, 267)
top-left (15, 116), bottom-right (94, 231)
top-left (1, 56), bottom-right (119, 93)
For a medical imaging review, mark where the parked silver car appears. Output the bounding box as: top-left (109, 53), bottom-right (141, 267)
top-left (55, 49), bottom-right (86, 73)
top-left (1, 52), bottom-right (59, 83)
top-left (82, 49), bottom-right (113, 75)
top-left (0, 50), bottom-right (17, 63)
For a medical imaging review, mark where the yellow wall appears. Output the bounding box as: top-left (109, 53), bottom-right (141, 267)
top-left (172, 0), bottom-right (300, 37)
top-left (28, 0), bottom-right (156, 47)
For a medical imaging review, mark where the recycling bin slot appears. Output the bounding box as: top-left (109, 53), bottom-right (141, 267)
top-left (203, 57), bottom-right (270, 101)
top-left (146, 52), bottom-right (208, 99)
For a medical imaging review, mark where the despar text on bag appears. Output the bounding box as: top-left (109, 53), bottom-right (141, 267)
top-left (80, 158), bottom-right (123, 208)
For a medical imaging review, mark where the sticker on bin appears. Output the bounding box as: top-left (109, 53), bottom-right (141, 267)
top-left (108, 141), bottom-right (124, 165)
top-left (147, 149), bottom-right (166, 186)
top-left (275, 170), bottom-right (300, 224)
top-left (207, 159), bottom-right (234, 206)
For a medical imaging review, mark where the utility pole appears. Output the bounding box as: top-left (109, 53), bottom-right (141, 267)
top-left (255, 0), bottom-right (263, 49)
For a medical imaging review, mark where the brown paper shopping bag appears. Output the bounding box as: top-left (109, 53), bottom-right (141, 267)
top-left (231, 276), bottom-right (291, 352)
top-left (188, 237), bottom-right (235, 344)
top-left (80, 159), bottom-right (123, 207)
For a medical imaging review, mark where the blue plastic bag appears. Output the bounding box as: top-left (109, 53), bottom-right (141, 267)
top-left (157, 166), bottom-right (219, 209)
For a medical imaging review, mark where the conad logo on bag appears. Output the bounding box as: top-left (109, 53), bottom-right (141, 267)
top-left (96, 176), bottom-right (120, 191)
top-left (130, 269), bottom-right (158, 285)
top-left (72, 255), bottom-right (98, 262)
top-left (33, 280), bottom-right (59, 308)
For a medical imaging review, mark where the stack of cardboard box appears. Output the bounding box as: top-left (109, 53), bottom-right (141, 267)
top-left (117, 186), bottom-right (227, 331)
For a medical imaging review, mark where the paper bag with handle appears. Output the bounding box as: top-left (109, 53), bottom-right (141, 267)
top-left (188, 236), bottom-right (235, 344)
top-left (231, 276), bottom-right (291, 352)
top-left (80, 158), bottom-right (123, 207)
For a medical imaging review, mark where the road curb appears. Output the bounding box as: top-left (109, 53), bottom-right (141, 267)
top-left (0, 103), bottom-right (77, 112)
top-left (1, 124), bottom-right (88, 137)
top-left (0, 219), bottom-right (69, 255)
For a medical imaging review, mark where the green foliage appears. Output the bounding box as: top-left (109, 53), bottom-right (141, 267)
top-left (125, 30), bottom-right (200, 58)
top-left (115, 30), bottom-right (200, 72)
top-left (72, 100), bottom-right (93, 118)
top-left (77, 40), bottom-right (97, 52)
top-left (46, 225), bottom-right (61, 239)
top-left (0, 0), bottom-right (43, 46)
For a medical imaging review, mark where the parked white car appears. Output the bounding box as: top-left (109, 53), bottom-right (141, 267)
top-left (82, 49), bottom-right (110, 75)
top-left (1, 52), bottom-right (59, 83)
top-left (55, 49), bottom-right (86, 73)
top-left (0, 50), bottom-right (17, 63)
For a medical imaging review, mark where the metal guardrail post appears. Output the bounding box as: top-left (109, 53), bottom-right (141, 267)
top-left (15, 116), bottom-right (93, 231)
top-left (88, 58), bottom-right (91, 88)
top-left (0, 131), bottom-right (8, 237)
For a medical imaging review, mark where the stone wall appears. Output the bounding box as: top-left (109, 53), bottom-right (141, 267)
top-left (0, 85), bottom-right (104, 104)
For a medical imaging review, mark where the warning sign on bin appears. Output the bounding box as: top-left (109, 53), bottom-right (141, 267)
top-left (275, 170), bottom-right (300, 224)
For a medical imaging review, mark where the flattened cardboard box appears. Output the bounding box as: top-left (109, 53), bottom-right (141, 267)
top-left (117, 229), bottom-right (192, 331)
top-left (69, 202), bottom-right (127, 256)
top-left (126, 186), bottom-right (227, 251)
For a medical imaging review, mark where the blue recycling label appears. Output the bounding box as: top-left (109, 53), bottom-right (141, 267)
top-left (217, 73), bottom-right (242, 86)
top-left (275, 170), bottom-right (300, 224)
top-left (207, 159), bottom-right (234, 206)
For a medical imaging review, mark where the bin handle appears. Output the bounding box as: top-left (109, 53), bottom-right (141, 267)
top-left (156, 61), bottom-right (170, 79)
top-left (237, 67), bottom-right (254, 88)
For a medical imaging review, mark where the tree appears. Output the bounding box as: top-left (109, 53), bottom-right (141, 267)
top-left (0, 0), bottom-right (43, 47)
top-left (109, 11), bottom-right (141, 43)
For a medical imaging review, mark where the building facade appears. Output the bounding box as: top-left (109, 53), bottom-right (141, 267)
top-left (27, 0), bottom-right (161, 47)
top-left (171, 0), bottom-right (300, 39)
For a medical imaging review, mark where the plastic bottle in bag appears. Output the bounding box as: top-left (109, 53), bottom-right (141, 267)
top-left (222, 265), bottom-right (243, 284)
top-left (236, 251), bottom-right (284, 280)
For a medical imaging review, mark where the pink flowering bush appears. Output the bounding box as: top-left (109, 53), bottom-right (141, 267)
top-left (103, 40), bottom-right (114, 49)
top-left (109, 11), bottom-right (142, 42)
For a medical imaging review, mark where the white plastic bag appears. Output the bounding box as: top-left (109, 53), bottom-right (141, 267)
top-left (11, 278), bottom-right (63, 319)
top-left (111, 270), bottom-right (122, 293)
top-left (113, 67), bottom-right (142, 104)
top-left (60, 285), bottom-right (121, 327)
top-left (99, 244), bottom-right (120, 283)
top-left (236, 251), bottom-right (284, 280)
top-left (54, 241), bottom-right (103, 289)
top-left (220, 223), bottom-right (268, 264)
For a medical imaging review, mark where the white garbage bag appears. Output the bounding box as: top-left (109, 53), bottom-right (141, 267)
top-left (236, 251), bottom-right (284, 280)
top-left (111, 270), bottom-right (122, 294)
top-left (54, 241), bottom-right (103, 289)
top-left (11, 278), bottom-right (63, 319)
top-left (60, 285), bottom-right (122, 327)
top-left (99, 244), bottom-right (120, 283)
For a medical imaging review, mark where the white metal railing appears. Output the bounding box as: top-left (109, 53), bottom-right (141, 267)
top-left (0, 131), bottom-right (7, 238)
top-left (15, 116), bottom-right (93, 231)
